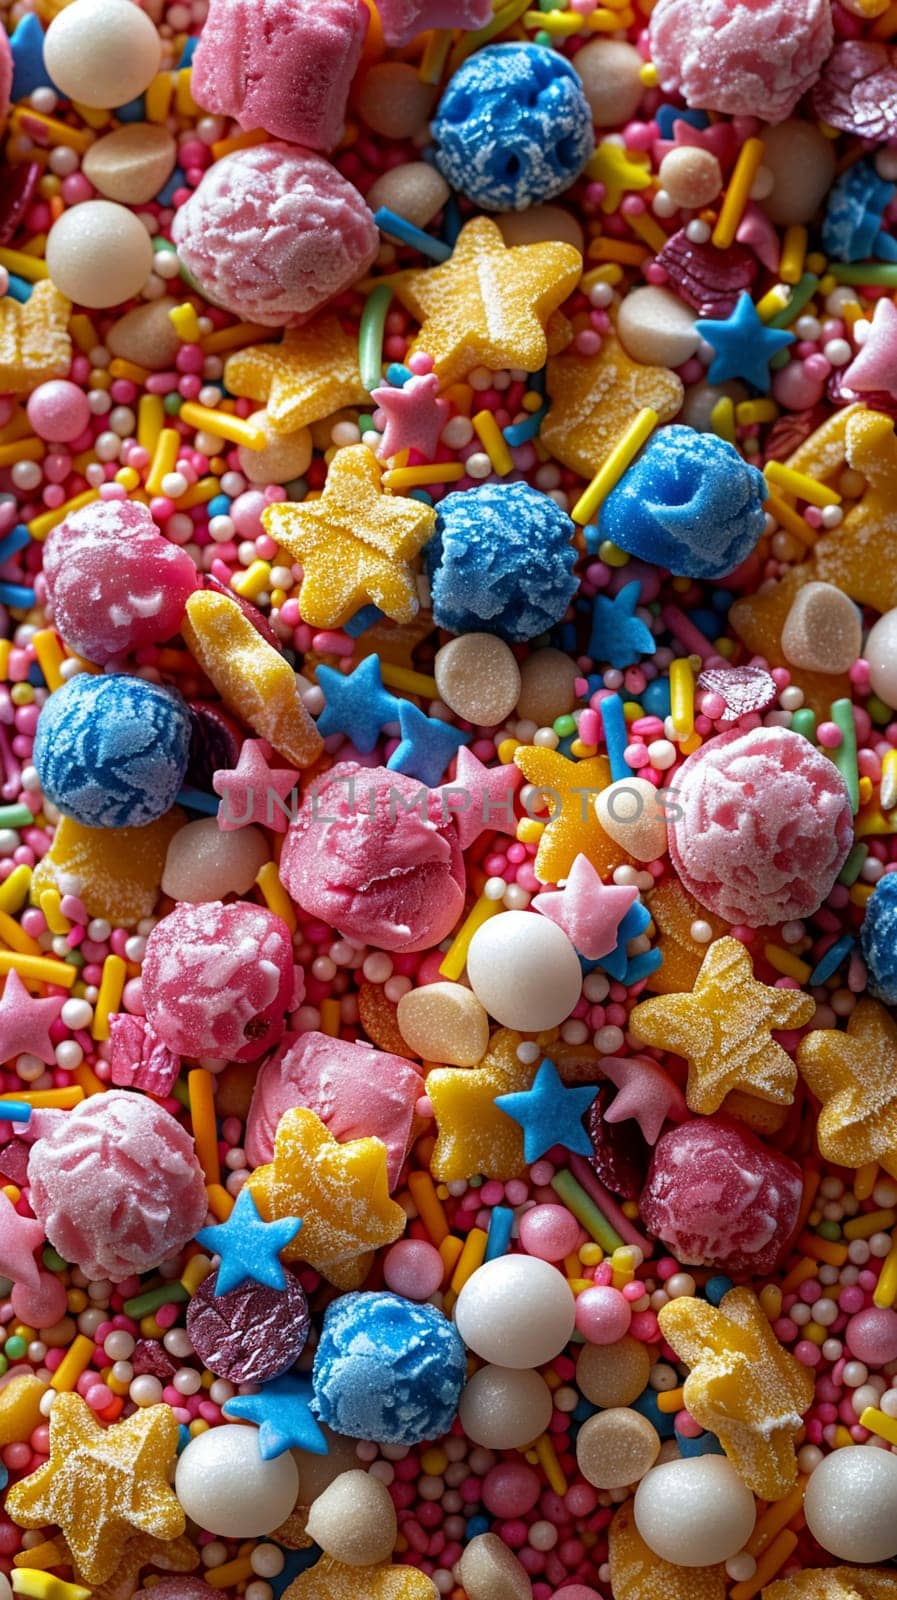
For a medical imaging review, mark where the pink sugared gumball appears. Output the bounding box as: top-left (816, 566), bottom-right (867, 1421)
top-left (11, 1270), bottom-right (68, 1330)
top-left (575, 1284), bottom-right (632, 1345)
top-left (845, 1307), bottom-right (897, 1367)
top-left (171, 143), bottom-right (379, 328)
top-left (26, 380), bottom-right (92, 443)
top-left (518, 1203), bottom-right (582, 1263)
top-left (42, 499), bottom-right (199, 665)
top-left (135, 1585), bottom-right (216, 1600)
top-left (481, 1461), bottom-right (541, 1519)
top-left (649, 0), bottom-right (832, 123)
top-left (141, 900), bottom-right (296, 1062)
top-left (383, 1239), bottom-right (445, 1300)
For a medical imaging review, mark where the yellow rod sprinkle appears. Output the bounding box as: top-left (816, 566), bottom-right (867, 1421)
top-left (729, 1532), bottom-right (798, 1600)
top-left (31, 629), bottom-right (67, 692)
top-left (881, 748), bottom-right (897, 811)
top-left (201, 321), bottom-right (270, 355)
top-left (179, 400), bottom-right (267, 451)
top-left (764, 487), bottom-right (816, 548)
top-left (231, 559), bottom-right (271, 600)
top-left (712, 137), bottom-right (765, 249)
top-left (176, 475), bottom-right (219, 509)
top-left (746, 1484), bottom-right (805, 1557)
top-left (0, 952), bottom-right (76, 987)
top-left (419, 28), bottom-right (453, 82)
top-left (107, 357), bottom-right (149, 385)
top-left (181, 1254), bottom-right (214, 1294)
top-left (189, 1068), bottom-right (221, 1186)
top-left (11, 1572), bottom-right (91, 1600)
top-left (860, 1405), bottom-right (897, 1446)
top-left (38, 889), bottom-right (69, 937)
top-left (781, 224), bottom-right (808, 285)
top-left (448, 0), bottom-right (530, 70)
top-left (625, 210), bottom-right (669, 255)
top-left (210, 128), bottom-right (269, 161)
top-left (320, 998), bottom-right (341, 1036)
top-left (0, 865), bottom-right (31, 915)
top-left (69, 314), bottom-right (97, 354)
top-left (0, 910), bottom-right (42, 956)
top-left (176, 65), bottom-right (198, 115)
top-left (51, 1334), bottom-right (95, 1392)
top-left (736, 398), bottom-right (778, 425)
top-left (30, 491), bottom-right (99, 544)
top-left (656, 1386), bottom-right (685, 1413)
top-left (764, 459), bottom-right (841, 506)
top-left (205, 1183), bottom-right (234, 1221)
top-left (571, 407), bottom-right (657, 525)
top-left (383, 463), bottom-right (465, 489)
top-left (9, 107), bottom-right (93, 151)
top-left (0, 438), bottom-right (43, 468)
top-left (762, 943), bottom-right (812, 983)
top-left (709, 395), bottom-right (736, 443)
top-left (587, 236), bottom-right (649, 265)
top-left (669, 657), bottom-right (694, 740)
top-left (169, 302), bottom-right (202, 343)
top-left (256, 860), bottom-right (297, 932)
top-left (11, 1541), bottom-right (66, 1572)
top-left (472, 409), bottom-right (514, 475)
top-left (145, 70), bottom-right (174, 122)
top-left (408, 1171), bottom-right (449, 1244)
top-left (137, 393), bottom-right (165, 454)
top-left (755, 285), bottom-right (791, 321)
top-left (439, 896), bottom-right (502, 981)
top-left (855, 1161), bottom-right (879, 1201)
top-left (92, 953), bottom-right (126, 1040)
top-left (843, 1206), bottom-right (896, 1239)
top-left (874, 1243), bottom-right (897, 1307)
top-left (145, 428), bottom-right (181, 496)
top-left (535, 1432), bottom-right (568, 1496)
top-left (205, 1557), bottom-right (254, 1590)
top-left (378, 662), bottom-right (440, 699)
top-left (0, 1088), bottom-right (83, 1107)
top-left (451, 1226), bottom-right (488, 1292)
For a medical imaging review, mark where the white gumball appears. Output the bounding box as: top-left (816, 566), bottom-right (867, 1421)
top-left (804, 1445), bottom-right (897, 1563)
top-left (865, 609), bottom-right (897, 709)
top-left (175, 1424), bottom-right (299, 1537)
top-left (634, 1456), bottom-right (756, 1568)
top-left (454, 1255), bottom-right (576, 1369)
top-left (46, 202), bottom-right (154, 309)
top-left (44, 0), bottom-right (161, 109)
top-left (465, 910), bottom-right (582, 1030)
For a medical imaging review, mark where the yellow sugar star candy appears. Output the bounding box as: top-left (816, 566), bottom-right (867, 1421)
top-left (629, 936), bottom-right (814, 1115)
top-left (608, 1502), bottom-right (726, 1600)
top-left (0, 281), bottom-right (72, 394)
top-left (658, 1287), bottom-right (814, 1501)
top-left (812, 409), bottom-right (897, 612)
top-left (248, 1107), bottom-right (406, 1290)
top-left (182, 590), bottom-right (323, 769)
top-left (512, 747), bottom-right (630, 884)
top-left (764, 1569), bottom-right (897, 1600)
top-left (797, 997), bottom-right (897, 1176)
top-left (586, 144), bottom-right (653, 212)
top-left (0, 1376), bottom-right (47, 1446)
top-left (223, 314), bottom-right (369, 434)
top-left (389, 215), bottom-right (581, 385)
top-left (31, 809), bottom-right (186, 928)
top-left (427, 1028), bottom-right (557, 1182)
top-left (541, 328), bottom-right (683, 479)
top-left (264, 445), bottom-right (436, 629)
top-left (642, 880), bottom-right (727, 996)
top-left (284, 1556), bottom-right (437, 1600)
top-left (6, 1393), bottom-right (183, 1586)
top-left (63, 1533), bottom-right (199, 1600)
top-left (729, 565), bottom-right (852, 721)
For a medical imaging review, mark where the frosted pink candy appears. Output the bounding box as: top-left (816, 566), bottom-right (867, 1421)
top-left (845, 1306), bottom-right (897, 1366)
top-left (244, 1029), bottom-right (423, 1189)
top-left (192, 0), bottom-right (367, 152)
top-left (0, 31), bottom-right (11, 132)
top-left (42, 499), bottom-right (199, 665)
top-left (280, 763), bottom-right (466, 953)
top-left (27, 1089), bottom-right (207, 1282)
top-left (375, 0), bottom-right (491, 48)
top-left (639, 1116), bottom-right (803, 1275)
top-left (141, 900), bottom-right (296, 1062)
top-left (667, 726), bottom-right (854, 928)
top-left (134, 1585), bottom-right (215, 1600)
top-left (171, 143), bottom-right (379, 329)
top-left (648, 0), bottom-right (833, 124)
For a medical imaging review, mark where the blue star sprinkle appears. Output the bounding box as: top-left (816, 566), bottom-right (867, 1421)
top-left (587, 579), bottom-right (655, 669)
top-left (695, 292), bottom-right (795, 394)
top-left (387, 700), bottom-right (470, 787)
top-left (223, 1373), bottom-right (328, 1460)
top-left (10, 13), bottom-right (56, 100)
top-left (593, 897), bottom-right (655, 982)
top-left (495, 1058), bottom-right (596, 1163)
top-left (315, 655), bottom-right (401, 754)
top-left (195, 1186), bottom-right (302, 1297)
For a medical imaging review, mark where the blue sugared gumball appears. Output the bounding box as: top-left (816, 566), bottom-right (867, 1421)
top-left (432, 43), bottom-right (594, 212)
top-left (34, 671), bottom-right (191, 828)
top-left (860, 872), bottom-right (897, 1005)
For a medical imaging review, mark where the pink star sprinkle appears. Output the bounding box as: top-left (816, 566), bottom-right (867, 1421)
top-left (841, 298), bottom-right (897, 401)
top-left (599, 1053), bottom-right (688, 1145)
top-left (0, 1190), bottom-right (44, 1290)
top-left (0, 968), bottom-right (64, 1067)
top-left (213, 739), bottom-right (299, 834)
top-left (532, 853), bottom-right (637, 961)
top-left (371, 373), bottom-right (450, 462)
top-left (435, 745), bottom-right (522, 850)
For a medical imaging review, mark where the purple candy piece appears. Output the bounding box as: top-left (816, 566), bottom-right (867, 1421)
top-left (186, 1268), bottom-right (310, 1383)
top-left (132, 1338), bottom-right (179, 1380)
top-left (812, 41), bottom-right (897, 140)
top-left (185, 700), bottom-right (244, 791)
top-left (697, 665), bottom-right (777, 721)
top-left (108, 1013), bottom-right (180, 1098)
top-left (586, 1085), bottom-right (650, 1202)
top-left (656, 229), bottom-right (757, 319)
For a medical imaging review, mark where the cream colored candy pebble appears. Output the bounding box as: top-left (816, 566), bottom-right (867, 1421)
top-left (46, 201), bottom-right (153, 309)
top-left (82, 124), bottom-right (177, 206)
top-left (161, 818), bottom-right (269, 903)
top-left (595, 778), bottom-right (669, 862)
top-left (304, 1470), bottom-right (397, 1567)
top-left (238, 410), bottom-right (313, 486)
top-left (616, 286), bottom-right (700, 371)
top-left (458, 1532), bottom-right (533, 1600)
top-left (435, 633), bottom-right (521, 727)
top-left (759, 120), bottom-right (837, 225)
top-left (634, 1457), bottom-right (756, 1568)
top-left (575, 1408), bottom-right (660, 1489)
top-left (679, 378), bottom-right (747, 432)
top-left (458, 1364), bottom-right (553, 1450)
top-left (454, 1255), bottom-right (576, 1368)
top-left (357, 63), bottom-right (438, 139)
top-left (576, 1336), bottom-right (651, 1409)
top-left (0, 1575), bottom-right (10, 1600)
top-left (366, 165), bottom-right (450, 230)
top-left (781, 581), bottom-right (862, 674)
top-left (44, 0), bottom-right (162, 109)
top-left (466, 910), bottom-right (582, 1031)
top-left (107, 298), bottom-right (182, 370)
top-left (498, 205), bottom-right (584, 255)
top-left (573, 39), bottom-right (644, 126)
top-left (803, 1445), bottom-right (897, 1562)
top-left (175, 1424), bottom-right (299, 1537)
top-left (864, 607), bottom-right (897, 707)
top-left (658, 147), bottom-right (723, 210)
top-left (516, 648), bottom-right (579, 725)
top-left (396, 981), bottom-right (489, 1066)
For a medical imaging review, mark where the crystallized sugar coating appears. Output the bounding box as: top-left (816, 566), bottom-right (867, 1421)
top-left (648, 0), bottom-right (833, 123)
top-left (667, 728), bottom-right (854, 928)
top-left (191, 0), bottom-right (367, 152)
top-left (135, 1585), bottom-right (216, 1600)
top-left (860, 872), bottom-right (897, 1005)
top-left (42, 499), bottom-right (199, 664)
top-left (141, 900), bottom-right (296, 1062)
top-left (171, 144), bottom-right (379, 328)
top-left (186, 1269), bottom-right (310, 1383)
top-left (27, 1090), bottom-right (207, 1282)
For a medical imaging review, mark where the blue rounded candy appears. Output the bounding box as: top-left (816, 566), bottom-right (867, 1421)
top-left (34, 672), bottom-right (191, 829)
top-left (311, 1290), bottom-right (467, 1446)
top-left (599, 424), bottom-right (768, 580)
top-left (432, 43), bottom-right (594, 212)
top-left (860, 873), bottom-right (897, 1005)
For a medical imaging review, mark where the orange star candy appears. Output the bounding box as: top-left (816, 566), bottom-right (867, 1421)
top-left (608, 1502), bottom-right (726, 1600)
top-left (6, 1393), bottom-right (183, 1585)
top-left (797, 997), bottom-right (897, 1176)
top-left (764, 1570), bottom-right (897, 1600)
top-left (223, 314), bottom-right (369, 434)
top-left (284, 1556), bottom-right (438, 1600)
top-left (248, 1106), bottom-right (406, 1290)
top-left (88, 1532), bottom-right (200, 1600)
top-left (541, 328), bottom-right (683, 479)
top-left (629, 936), bottom-right (814, 1115)
top-left (658, 1286), bottom-right (814, 1501)
top-left (427, 1028), bottom-right (555, 1182)
top-left (512, 746), bottom-right (630, 884)
top-left (263, 445), bottom-right (436, 629)
top-left (389, 215), bottom-right (581, 385)
top-left (0, 280), bottom-right (71, 394)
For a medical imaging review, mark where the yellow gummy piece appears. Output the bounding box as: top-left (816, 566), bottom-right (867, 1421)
top-left (224, 312), bottom-right (368, 435)
top-left (764, 1569), bottom-right (897, 1600)
top-left (0, 281), bottom-right (71, 397)
top-left (11, 1574), bottom-right (91, 1600)
top-left (0, 1376), bottom-right (47, 1447)
top-left (283, 1556), bottom-right (440, 1600)
top-left (512, 745), bottom-right (626, 884)
top-left (798, 997), bottom-right (897, 1177)
top-left (542, 329), bottom-right (683, 481)
top-left (427, 1028), bottom-right (553, 1183)
top-left (609, 1501), bottom-right (726, 1600)
top-left (31, 810), bottom-right (185, 929)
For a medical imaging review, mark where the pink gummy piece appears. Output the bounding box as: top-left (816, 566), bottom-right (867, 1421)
top-left (649, 0), bottom-right (833, 124)
top-left (42, 500), bottom-right (199, 666)
top-left (667, 727), bottom-right (854, 929)
top-left (279, 762), bottom-right (466, 954)
top-left (656, 229), bottom-right (757, 321)
top-left (191, 0), bottom-right (368, 152)
top-left (27, 1089), bottom-right (208, 1282)
top-left (107, 1012), bottom-right (181, 1098)
top-left (375, 0), bottom-right (491, 48)
top-left (639, 1116), bottom-right (802, 1275)
top-left (141, 899), bottom-right (296, 1062)
top-left (245, 1029), bottom-right (423, 1189)
top-left (0, 31), bottom-right (10, 133)
top-left (812, 42), bottom-right (897, 141)
top-left (171, 143), bottom-right (379, 329)
top-left (696, 665), bottom-right (777, 721)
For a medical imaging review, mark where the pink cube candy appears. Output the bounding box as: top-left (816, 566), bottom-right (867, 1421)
top-left (649, 0), bottom-right (833, 124)
top-left (192, 0), bottom-right (368, 152)
top-left (171, 143), bottom-right (379, 329)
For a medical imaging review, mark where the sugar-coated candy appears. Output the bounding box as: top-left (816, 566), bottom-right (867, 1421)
top-left (192, 0), bottom-right (366, 152)
top-left (457, 1534), bottom-right (532, 1600)
top-left (812, 41), bottom-right (897, 142)
top-left (42, 499), bottom-right (198, 664)
top-left (31, 808), bottom-right (185, 928)
top-left (27, 1089), bottom-right (206, 1282)
top-left (432, 45), bottom-right (593, 212)
top-left (374, 0), bottom-right (490, 46)
top-left (465, 909), bottom-right (583, 1031)
top-left (764, 1574), bottom-right (897, 1600)
top-left (796, 997), bottom-right (897, 1177)
top-left (81, 123), bottom-right (178, 207)
top-left (33, 672), bottom-right (191, 830)
top-left (0, 280), bottom-right (72, 395)
top-left (45, 200), bottom-right (154, 309)
top-left (186, 1268), bottom-right (309, 1384)
top-left (458, 1364), bottom-right (554, 1449)
top-left (822, 161), bottom-right (895, 264)
top-left (648, 0), bottom-right (833, 123)
top-left (609, 1503), bottom-right (726, 1600)
top-left (141, 899), bottom-right (295, 1062)
top-left (357, 63), bottom-right (439, 141)
top-left (311, 1291), bottom-right (467, 1445)
top-left (781, 580), bottom-right (862, 674)
top-left (573, 38), bottom-right (644, 127)
top-left (305, 1471), bottom-right (398, 1567)
top-left (396, 982), bottom-right (489, 1067)
top-left (171, 144), bottom-right (378, 329)
top-left (175, 1424), bottom-right (300, 1538)
top-left (859, 864), bottom-right (897, 1003)
top-left (283, 1557), bottom-right (440, 1600)
top-left (599, 426), bottom-right (767, 580)
top-left (454, 1255), bottom-right (576, 1368)
top-left (845, 1305), bottom-right (897, 1366)
top-left (26, 378), bottom-right (91, 442)
top-left (279, 764), bottom-right (465, 954)
top-left (108, 1012), bottom-right (179, 1097)
top-left (639, 1117), bottom-right (802, 1275)
top-left (43, 0), bottom-right (161, 108)
top-left (160, 816), bottom-right (270, 902)
top-left (803, 1447), bottom-right (897, 1563)
top-left (758, 119), bottom-right (838, 226)
top-left (576, 1409), bottom-right (660, 1491)
top-left (633, 1457), bottom-right (756, 1568)
top-left (366, 164), bottom-right (450, 230)
top-left (135, 1585), bottom-right (215, 1600)
top-left (616, 286), bottom-right (701, 370)
top-left (433, 634), bottom-right (521, 728)
top-left (667, 727), bottom-right (854, 928)
top-left (863, 606), bottom-right (897, 707)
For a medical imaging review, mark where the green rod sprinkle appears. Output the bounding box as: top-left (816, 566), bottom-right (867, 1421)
top-left (358, 285), bottom-right (393, 394)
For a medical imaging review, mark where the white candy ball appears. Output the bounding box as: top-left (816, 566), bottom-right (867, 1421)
top-left (466, 910), bottom-right (582, 1029)
top-left (44, 0), bottom-right (161, 108)
top-left (634, 1457), bottom-right (756, 1567)
top-left (458, 1364), bottom-right (554, 1449)
top-left (46, 201), bottom-right (153, 308)
top-left (454, 1255), bottom-right (576, 1369)
top-left (175, 1424), bottom-right (299, 1536)
top-left (865, 609), bottom-right (897, 708)
top-left (804, 1445), bottom-right (897, 1562)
